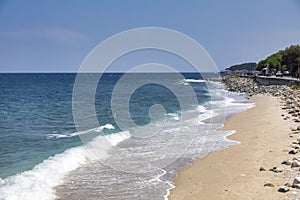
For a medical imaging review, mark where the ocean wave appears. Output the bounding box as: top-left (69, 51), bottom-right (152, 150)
top-left (0, 130), bottom-right (130, 200)
top-left (183, 79), bottom-right (206, 83)
top-left (167, 113), bottom-right (180, 121)
top-left (46, 124), bottom-right (115, 139)
top-left (196, 105), bottom-right (207, 113)
top-left (177, 78), bottom-right (206, 86)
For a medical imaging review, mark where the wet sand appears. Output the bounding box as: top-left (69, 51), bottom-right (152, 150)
top-left (169, 95), bottom-right (295, 200)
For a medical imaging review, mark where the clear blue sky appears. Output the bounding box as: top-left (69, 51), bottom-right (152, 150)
top-left (0, 0), bottom-right (300, 72)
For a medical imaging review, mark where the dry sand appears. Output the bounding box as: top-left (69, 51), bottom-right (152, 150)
top-left (169, 95), bottom-right (296, 200)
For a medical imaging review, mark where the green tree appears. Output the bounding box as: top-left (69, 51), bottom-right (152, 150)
top-left (257, 53), bottom-right (282, 71)
top-left (257, 60), bottom-right (267, 71)
top-left (257, 44), bottom-right (300, 76)
top-left (265, 53), bottom-right (282, 71)
top-left (281, 45), bottom-right (300, 75)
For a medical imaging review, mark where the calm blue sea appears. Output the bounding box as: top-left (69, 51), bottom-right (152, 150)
top-left (0, 73), bottom-right (254, 200)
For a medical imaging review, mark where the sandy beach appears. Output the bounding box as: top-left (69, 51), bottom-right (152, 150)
top-left (169, 94), bottom-right (297, 200)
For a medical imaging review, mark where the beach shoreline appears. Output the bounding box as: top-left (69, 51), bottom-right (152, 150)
top-left (169, 94), bottom-right (297, 199)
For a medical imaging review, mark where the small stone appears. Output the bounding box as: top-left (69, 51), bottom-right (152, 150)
top-left (289, 149), bottom-right (298, 154)
top-left (292, 160), bottom-right (300, 168)
top-left (293, 157), bottom-right (300, 162)
top-left (292, 128), bottom-right (298, 131)
top-left (278, 186), bottom-right (290, 193)
top-left (259, 167), bottom-right (266, 171)
top-left (298, 126), bottom-right (300, 131)
top-left (264, 182), bottom-right (275, 187)
top-left (270, 167), bottom-right (283, 173)
top-left (281, 160), bottom-right (292, 165)
top-left (294, 145), bottom-right (300, 149)
top-left (285, 183), bottom-right (292, 187)
top-left (293, 177), bottom-right (300, 188)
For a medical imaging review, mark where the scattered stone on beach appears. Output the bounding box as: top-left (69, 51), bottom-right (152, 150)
top-left (291, 160), bottom-right (300, 168)
top-left (289, 149), bottom-right (298, 154)
top-left (264, 181), bottom-right (275, 187)
top-left (220, 76), bottom-right (300, 195)
top-left (293, 177), bottom-right (300, 188)
top-left (293, 157), bottom-right (300, 162)
top-left (269, 167), bottom-right (284, 173)
top-left (259, 167), bottom-right (266, 171)
top-left (278, 186), bottom-right (290, 193)
top-left (285, 183), bottom-right (292, 187)
top-left (281, 160), bottom-right (292, 166)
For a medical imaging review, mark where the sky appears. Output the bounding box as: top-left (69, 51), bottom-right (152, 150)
top-left (0, 0), bottom-right (300, 72)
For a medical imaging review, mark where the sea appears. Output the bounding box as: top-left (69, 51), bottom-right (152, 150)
top-left (0, 73), bottom-right (254, 200)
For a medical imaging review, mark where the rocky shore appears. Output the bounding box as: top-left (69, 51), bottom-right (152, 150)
top-left (223, 76), bottom-right (300, 196)
top-left (222, 76), bottom-right (300, 123)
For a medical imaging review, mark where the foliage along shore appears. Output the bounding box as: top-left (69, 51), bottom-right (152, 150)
top-left (225, 44), bottom-right (300, 76)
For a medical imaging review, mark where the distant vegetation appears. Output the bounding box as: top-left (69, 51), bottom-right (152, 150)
top-left (226, 62), bottom-right (257, 71)
top-left (256, 45), bottom-right (300, 76)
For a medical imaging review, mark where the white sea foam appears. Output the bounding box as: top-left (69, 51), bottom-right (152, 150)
top-left (46, 124), bottom-right (115, 139)
top-left (167, 113), bottom-right (180, 121)
top-left (196, 105), bottom-right (207, 113)
top-left (0, 130), bottom-right (130, 200)
top-left (178, 79), bottom-right (206, 86)
top-left (183, 79), bottom-right (206, 83)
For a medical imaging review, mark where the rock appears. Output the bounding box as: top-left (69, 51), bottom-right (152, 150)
top-left (270, 167), bottom-right (284, 173)
top-left (298, 126), bottom-right (300, 131)
top-left (289, 149), bottom-right (298, 154)
top-left (293, 177), bottom-right (300, 188)
top-left (292, 128), bottom-right (298, 131)
top-left (278, 186), bottom-right (290, 193)
top-left (285, 183), bottom-right (292, 187)
top-left (264, 182), bottom-right (275, 187)
top-left (293, 157), bottom-right (300, 162)
top-left (281, 160), bottom-right (292, 165)
top-left (291, 160), bottom-right (300, 168)
top-left (259, 167), bottom-right (266, 171)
